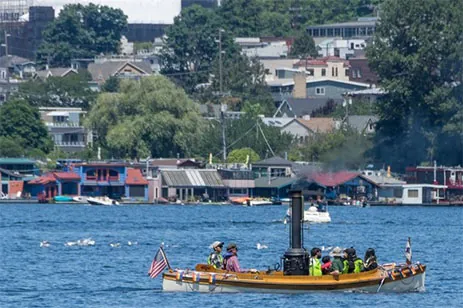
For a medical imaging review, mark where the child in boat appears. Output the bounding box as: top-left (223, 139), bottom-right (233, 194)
top-left (321, 256), bottom-right (332, 274)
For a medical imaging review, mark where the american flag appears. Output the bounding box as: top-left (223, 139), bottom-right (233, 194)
top-left (148, 247), bottom-right (168, 279)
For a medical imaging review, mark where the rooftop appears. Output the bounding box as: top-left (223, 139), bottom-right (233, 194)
top-left (253, 156), bottom-right (294, 167)
top-left (126, 168), bottom-right (149, 185)
top-left (254, 176), bottom-right (296, 189)
top-left (162, 170), bottom-right (224, 188)
top-left (0, 158), bottom-right (36, 165)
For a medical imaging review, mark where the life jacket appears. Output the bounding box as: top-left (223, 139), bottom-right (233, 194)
top-left (309, 257), bottom-right (322, 276)
top-left (364, 256), bottom-right (378, 271)
top-left (321, 261), bottom-right (332, 274)
top-left (343, 258), bottom-right (364, 273)
top-left (207, 252), bottom-right (224, 269)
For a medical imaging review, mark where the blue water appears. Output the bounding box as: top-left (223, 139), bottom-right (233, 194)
top-left (1, 204), bottom-right (462, 307)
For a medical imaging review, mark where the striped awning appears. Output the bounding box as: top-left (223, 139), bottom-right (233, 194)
top-left (162, 170), bottom-right (224, 188)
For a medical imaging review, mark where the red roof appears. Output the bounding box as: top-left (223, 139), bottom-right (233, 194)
top-left (28, 173), bottom-right (56, 185)
top-left (53, 172), bottom-right (81, 181)
top-left (310, 171), bottom-right (360, 187)
top-left (125, 168), bottom-right (148, 185)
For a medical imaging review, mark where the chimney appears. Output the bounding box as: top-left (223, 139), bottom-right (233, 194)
top-left (292, 72), bottom-right (307, 99)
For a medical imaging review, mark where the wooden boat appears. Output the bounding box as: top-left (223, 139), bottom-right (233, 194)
top-left (159, 190), bottom-right (426, 293)
top-left (162, 262), bottom-right (425, 293)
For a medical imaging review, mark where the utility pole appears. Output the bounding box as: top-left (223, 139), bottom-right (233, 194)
top-left (3, 31), bottom-right (11, 100)
top-left (218, 28), bottom-right (223, 95)
top-left (217, 28), bottom-right (227, 163)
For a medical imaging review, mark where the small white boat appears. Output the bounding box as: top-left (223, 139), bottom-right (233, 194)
top-left (285, 206), bottom-right (331, 223)
top-left (303, 206), bottom-right (331, 223)
top-left (87, 196), bottom-right (119, 206)
top-left (243, 199), bottom-right (273, 206)
top-left (72, 196), bottom-right (88, 203)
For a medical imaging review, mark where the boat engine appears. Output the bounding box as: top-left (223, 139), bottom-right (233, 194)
top-left (283, 190), bottom-right (309, 275)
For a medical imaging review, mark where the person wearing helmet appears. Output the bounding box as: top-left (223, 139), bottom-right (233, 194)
top-left (207, 241), bottom-right (224, 269)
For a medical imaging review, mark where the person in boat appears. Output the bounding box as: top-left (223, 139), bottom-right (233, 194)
top-left (321, 256), bottom-right (332, 274)
top-left (363, 248), bottom-right (378, 271)
top-left (329, 246), bottom-right (344, 275)
top-left (223, 243), bottom-right (257, 273)
top-left (342, 247), bottom-right (364, 274)
top-left (207, 241), bottom-right (224, 269)
top-left (309, 247), bottom-right (323, 276)
top-left (223, 243), bottom-right (243, 272)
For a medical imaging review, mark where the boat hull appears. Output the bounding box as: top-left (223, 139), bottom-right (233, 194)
top-left (303, 212), bottom-right (331, 223)
top-left (162, 264), bottom-right (426, 294)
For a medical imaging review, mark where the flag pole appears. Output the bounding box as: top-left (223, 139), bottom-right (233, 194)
top-left (160, 246), bottom-right (172, 271)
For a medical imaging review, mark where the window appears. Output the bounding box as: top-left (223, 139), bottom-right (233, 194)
top-left (357, 69), bottom-right (362, 78)
top-left (86, 169), bottom-right (96, 180)
top-left (332, 67), bottom-right (335, 76)
top-left (345, 69), bottom-right (349, 77)
top-left (408, 189), bottom-right (419, 198)
top-left (335, 67), bottom-right (339, 77)
top-left (307, 68), bottom-right (314, 76)
top-left (315, 87), bottom-right (325, 95)
top-left (321, 69), bottom-right (326, 77)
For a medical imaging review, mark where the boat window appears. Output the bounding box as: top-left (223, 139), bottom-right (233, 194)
top-left (407, 189), bottom-right (419, 198)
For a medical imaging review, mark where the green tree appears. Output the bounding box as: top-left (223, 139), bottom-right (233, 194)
top-left (87, 76), bottom-right (205, 159)
top-left (37, 3), bottom-right (127, 67)
top-left (161, 5), bottom-right (238, 93)
top-left (367, 0), bottom-right (463, 170)
top-left (0, 136), bottom-right (24, 157)
top-left (290, 31), bottom-right (319, 58)
top-left (101, 76), bottom-right (120, 93)
top-left (0, 99), bottom-right (53, 154)
top-left (210, 54), bottom-right (275, 115)
top-left (227, 147), bottom-right (260, 163)
top-left (13, 71), bottom-right (95, 109)
top-left (290, 129), bottom-right (372, 169)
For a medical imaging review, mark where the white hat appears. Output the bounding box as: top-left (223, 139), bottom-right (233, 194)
top-left (209, 241), bottom-right (224, 249)
top-left (329, 246), bottom-right (343, 257)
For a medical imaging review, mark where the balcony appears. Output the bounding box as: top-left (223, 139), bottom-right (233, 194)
top-left (46, 122), bottom-right (82, 128)
top-left (55, 141), bottom-right (86, 147)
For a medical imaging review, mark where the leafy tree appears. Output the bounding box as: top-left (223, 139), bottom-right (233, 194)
top-left (161, 5), bottom-right (238, 93)
top-left (37, 3), bottom-right (127, 67)
top-left (101, 76), bottom-right (120, 93)
top-left (227, 147), bottom-right (260, 163)
top-left (290, 128), bottom-right (372, 169)
top-left (0, 136), bottom-right (24, 157)
top-left (86, 76), bottom-right (205, 159)
top-left (0, 99), bottom-right (53, 154)
top-left (13, 71), bottom-right (95, 109)
top-left (218, 0), bottom-right (265, 37)
top-left (290, 31), bottom-right (319, 58)
top-left (210, 54), bottom-right (275, 115)
top-left (367, 0), bottom-right (463, 170)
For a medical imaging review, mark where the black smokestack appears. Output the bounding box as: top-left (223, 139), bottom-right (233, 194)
top-left (283, 190), bottom-right (309, 276)
top-left (290, 190), bottom-right (303, 249)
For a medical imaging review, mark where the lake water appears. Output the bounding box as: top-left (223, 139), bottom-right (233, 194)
top-left (1, 204), bottom-right (462, 307)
